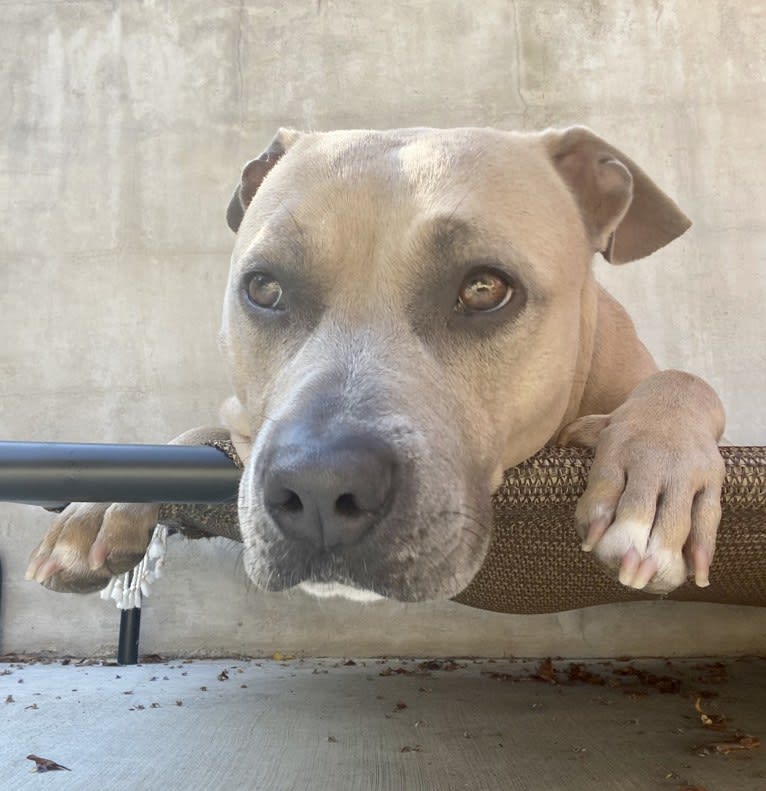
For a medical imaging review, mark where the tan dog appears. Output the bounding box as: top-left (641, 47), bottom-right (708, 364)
top-left (26, 126), bottom-right (725, 602)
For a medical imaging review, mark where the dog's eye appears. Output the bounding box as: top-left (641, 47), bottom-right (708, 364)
top-left (456, 270), bottom-right (513, 313)
top-left (246, 273), bottom-right (283, 310)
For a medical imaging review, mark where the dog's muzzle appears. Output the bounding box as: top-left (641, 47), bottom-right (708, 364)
top-left (239, 399), bottom-right (492, 601)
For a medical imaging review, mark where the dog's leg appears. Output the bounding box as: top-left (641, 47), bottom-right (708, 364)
top-left (560, 370), bottom-right (725, 594)
top-left (558, 286), bottom-right (726, 594)
top-left (25, 426), bottom-right (233, 593)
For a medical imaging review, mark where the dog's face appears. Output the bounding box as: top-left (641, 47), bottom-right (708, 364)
top-left (219, 127), bottom-right (689, 601)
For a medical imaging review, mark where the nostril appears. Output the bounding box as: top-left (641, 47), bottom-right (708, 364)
top-left (278, 490), bottom-right (303, 514)
top-left (335, 493), bottom-right (362, 518)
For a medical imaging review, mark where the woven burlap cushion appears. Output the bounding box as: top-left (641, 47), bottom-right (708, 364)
top-left (159, 444), bottom-right (766, 614)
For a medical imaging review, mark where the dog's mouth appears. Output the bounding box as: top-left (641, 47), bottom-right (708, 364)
top-left (240, 504), bottom-right (493, 602)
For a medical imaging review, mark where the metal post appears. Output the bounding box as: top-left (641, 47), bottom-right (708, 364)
top-left (117, 570), bottom-right (141, 666)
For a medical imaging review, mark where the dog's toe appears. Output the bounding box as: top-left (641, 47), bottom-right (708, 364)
top-left (88, 503), bottom-right (159, 574)
top-left (26, 502), bottom-right (159, 593)
top-left (40, 566), bottom-right (113, 594)
top-left (26, 503), bottom-right (110, 583)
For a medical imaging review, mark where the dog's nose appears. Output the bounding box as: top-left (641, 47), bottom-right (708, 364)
top-left (263, 431), bottom-right (397, 550)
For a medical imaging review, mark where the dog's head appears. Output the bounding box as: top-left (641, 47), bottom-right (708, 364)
top-left (220, 127), bottom-right (690, 601)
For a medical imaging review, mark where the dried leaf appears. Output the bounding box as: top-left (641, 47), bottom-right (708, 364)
top-left (139, 654), bottom-right (164, 664)
top-left (379, 666), bottom-right (412, 677)
top-left (534, 658), bottom-right (558, 684)
top-left (695, 732), bottom-right (761, 755)
top-left (272, 652), bottom-right (294, 661)
top-left (567, 663), bottom-right (606, 685)
top-left (692, 661), bottom-right (728, 685)
top-left (482, 671), bottom-right (518, 682)
top-left (612, 665), bottom-right (681, 694)
top-left (694, 696), bottom-right (727, 731)
top-left (26, 754), bottom-right (70, 772)
top-left (400, 744), bottom-right (424, 753)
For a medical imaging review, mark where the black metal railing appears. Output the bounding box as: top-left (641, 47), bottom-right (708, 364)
top-left (0, 441), bottom-right (240, 507)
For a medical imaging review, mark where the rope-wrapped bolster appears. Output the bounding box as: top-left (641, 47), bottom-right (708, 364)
top-left (158, 443), bottom-right (766, 614)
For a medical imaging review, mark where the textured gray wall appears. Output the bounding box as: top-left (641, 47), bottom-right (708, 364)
top-left (2, 0), bottom-right (765, 657)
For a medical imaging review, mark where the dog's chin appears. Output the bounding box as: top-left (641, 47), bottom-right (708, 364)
top-left (298, 581), bottom-right (385, 602)
top-left (242, 531), bottom-right (490, 602)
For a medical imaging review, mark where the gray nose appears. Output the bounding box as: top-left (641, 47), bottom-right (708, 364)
top-left (263, 429), bottom-right (397, 550)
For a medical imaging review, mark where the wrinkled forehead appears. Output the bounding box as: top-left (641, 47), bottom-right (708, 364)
top-left (233, 128), bottom-right (582, 278)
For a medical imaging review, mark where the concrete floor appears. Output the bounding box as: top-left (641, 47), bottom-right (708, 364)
top-left (2, 656), bottom-right (765, 791)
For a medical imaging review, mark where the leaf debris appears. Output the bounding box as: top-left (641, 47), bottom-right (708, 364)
top-left (26, 754), bottom-right (70, 772)
top-left (695, 732), bottom-right (760, 755)
top-left (694, 696), bottom-right (727, 731)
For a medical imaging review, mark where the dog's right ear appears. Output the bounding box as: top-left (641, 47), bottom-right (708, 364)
top-left (226, 128), bottom-right (301, 233)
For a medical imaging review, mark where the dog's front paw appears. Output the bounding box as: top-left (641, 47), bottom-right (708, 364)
top-left (560, 383), bottom-right (725, 593)
top-left (25, 502), bottom-right (160, 593)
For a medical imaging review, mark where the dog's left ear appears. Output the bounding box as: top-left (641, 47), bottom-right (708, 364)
top-left (543, 126), bottom-right (691, 264)
top-left (226, 128), bottom-right (302, 233)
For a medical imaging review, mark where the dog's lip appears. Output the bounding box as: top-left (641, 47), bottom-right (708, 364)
top-left (244, 542), bottom-right (388, 594)
top-left (248, 544), bottom-right (363, 591)
top-left (247, 530), bottom-right (491, 602)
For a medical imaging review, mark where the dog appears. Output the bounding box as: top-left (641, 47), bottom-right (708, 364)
top-left (26, 126), bottom-right (726, 603)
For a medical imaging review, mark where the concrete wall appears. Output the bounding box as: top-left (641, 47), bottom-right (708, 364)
top-left (2, 0), bottom-right (765, 658)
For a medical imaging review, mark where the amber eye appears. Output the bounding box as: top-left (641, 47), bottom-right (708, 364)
top-left (246, 273), bottom-right (283, 310)
top-left (456, 270), bottom-right (513, 313)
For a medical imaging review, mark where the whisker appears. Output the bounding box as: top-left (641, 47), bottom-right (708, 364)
top-left (446, 185), bottom-right (475, 223)
top-left (278, 198), bottom-right (303, 237)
